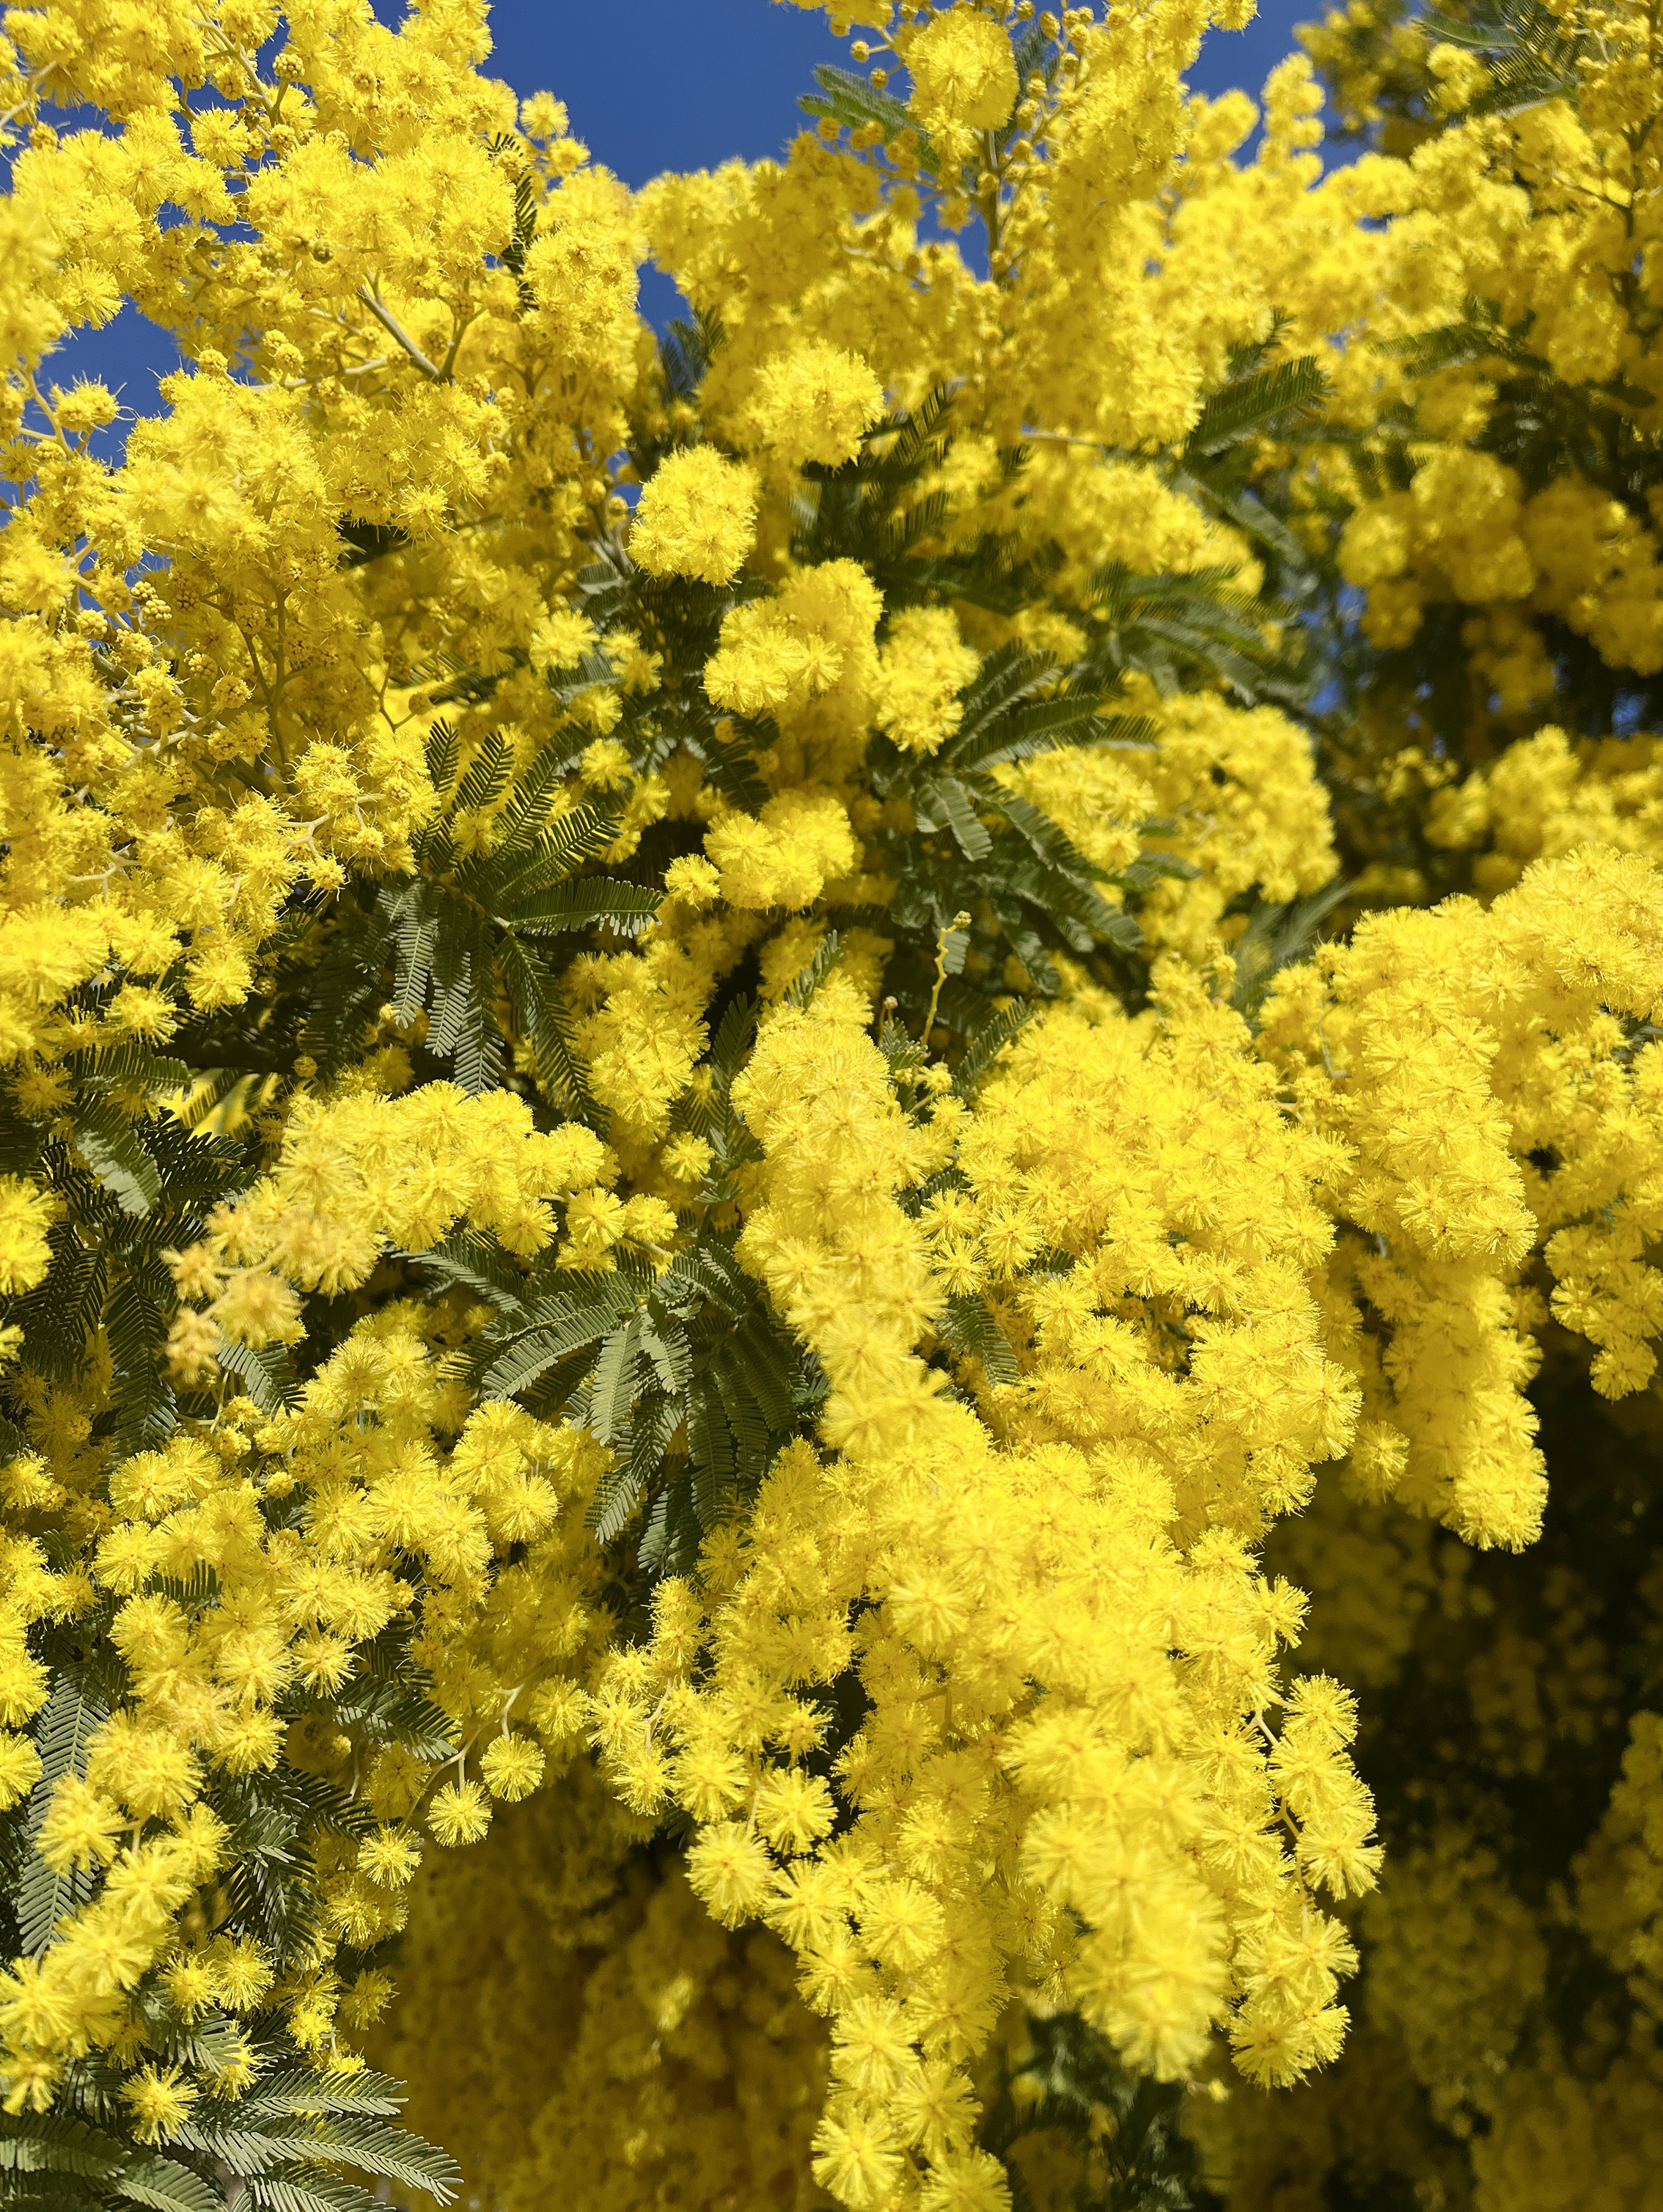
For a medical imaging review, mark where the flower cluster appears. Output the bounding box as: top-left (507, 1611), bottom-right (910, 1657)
top-left (1, 2), bottom-right (1663, 2210)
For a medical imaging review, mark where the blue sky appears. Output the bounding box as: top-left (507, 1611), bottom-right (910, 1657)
top-left (497, 0), bottom-right (1310, 188)
top-left (37, 0), bottom-right (1312, 438)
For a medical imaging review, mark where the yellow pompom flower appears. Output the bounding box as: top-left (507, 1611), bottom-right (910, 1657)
top-left (749, 340), bottom-right (885, 471)
top-left (480, 1734), bottom-right (546, 1802)
top-left (0, 1732), bottom-right (40, 1812)
top-left (0, 1178), bottom-right (51, 1297)
top-left (870, 609), bottom-right (981, 756)
top-left (427, 1781), bottom-right (493, 1847)
top-left (122, 2065), bottom-right (197, 2144)
top-left (4, 3), bottom-right (1663, 2203)
top-left (904, 9), bottom-right (1018, 135)
top-left (630, 447), bottom-right (759, 585)
top-left (705, 790), bottom-right (858, 909)
top-left (686, 1821), bottom-right (777, 1926)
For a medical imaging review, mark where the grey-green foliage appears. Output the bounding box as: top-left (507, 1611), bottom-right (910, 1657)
top-left (0, 2052), bottom-right (460, 2211)
top-left (980, 2013), bottom-right (1208, 2212)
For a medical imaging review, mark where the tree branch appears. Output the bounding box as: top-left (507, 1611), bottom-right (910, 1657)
top-left (357, 285), bottom-right (446, 383)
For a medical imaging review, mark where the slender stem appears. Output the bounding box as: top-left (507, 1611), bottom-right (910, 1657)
top-left (357, 285), bottom-right (447, 383)
top-left (923, 911), bottom-right (972, 1041)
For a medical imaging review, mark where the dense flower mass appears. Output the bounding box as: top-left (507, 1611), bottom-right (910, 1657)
top-left (0, 0), bottom-right (1661, 2208)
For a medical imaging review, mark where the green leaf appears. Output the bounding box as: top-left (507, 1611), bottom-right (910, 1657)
top-left (952, 1001), bottom-right (1038, 1098)
top-left (947, 691), bottom-right (1112, 775)
top-left (244, 2070), bottom-right (404, 2122)
top-left (682, 719), bottom-right (771, 814)
top-left (939, 1294), bottom-right (1019, 1388)
top-left (1113, 849), bottom-right (1200, 895)
top-left (480, 1272), bottom-right (639, 1400)
top-left (300, 2114), bottom-right (460, 2202)
top-left (637, 1472), bottom-right (705, 1578)
top-left (111, 2152), bottom-right (223, 2212)
top-left (781, 932), bottom-right (842, 1012)
top-left (241, 2171), bottom-right (386, 2212)
top-left (0, 2113), bottom-right (124, 2179)
top-left (587, 1458), bottom-right (646, 1547)
top-left (687, 1375), bottom-right (737, 1531)
top-left (171, 1066), bottom-right (250, 1133)
top-left (70, 1041), bottom-right (192, 1097)
top-left (274, 1771), bottom-right (379, 1845)
top-left (799, 62), bottom-right (940, 172)
top-left (725, 1313), bottom-right (798, 1439)
top-left (446, 731), bottom-right (514, 819)
top-left (980, 2011), bottom-right (1205, 2211)
top-left (397, 1232), bottom-right (529, 1320)
top-left (18, 1674), bottom-right (109, 1955)
top-left (498, 934), bottom-right (590, 1107)
top-left (951, 645), bottom-right (1058, 753)
top-left (18, 1225), bottom-right (107, 1383)
top-left (915, 776), bottom-right (992, 861)
top-left (708, 1353), bottom-right (770, 1490)
top-left (104, 1282), bottom-right (174, 1460)
top-left (707, 995), bottom-right (757, 1087)
top-left (73, 1105), bottom-right (161, 1217)
top-left (0, 2174), bottom-right (112, 2206)
top-left (1229, 879), bottom-right (1349, 1024)
top-left (427, 933), bottom-right (502, 1097)
top-left (496, 880), bottom-right (661, 936)
top-left (587, 1316), bottom-right (644, 1446)
top-left (656, 1237), bottom-right (752, 1317)
top-left (423, 717), bottom-right (459, 795)
top-left (485, 747), bottom-right (577, 862)
top-left (656, 306), bottom-right (726, 404)
top-left (329, 1680), bottom-right (457, 1761)
top-left (492, 802), bottom-right (623, 903)
top-left (386, 886), bottom-right (439, 1022)
top-left (1183, 356), bottom-right (1331, 458)
top-left (216, 1848), bottom-right (321, 1968)
top-left (216, 1338), bottom-right (302, 1415)
top-left (980, 790), bottom-right (1098, 879)
top-left (1420, 0), bottom-right (1585, 112)
top-left (636, 1316), bottom-right (691, 1399)
top-left (1174, 471), bottom-right (1314, 576)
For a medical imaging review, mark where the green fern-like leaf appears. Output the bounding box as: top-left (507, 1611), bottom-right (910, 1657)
top-left (1228, 879), bottom-right (1350, 1022)
top-left (239, 2172), bottom-right (385, 2212)
top-left (1183, 355), bottom-right (1332, 458)
top-left (951, 1001), bottom-right (1038, 1097)
top-left (397, 1231), bottom-right (531, 1320)
top-left (479, 1271), bottom-right (641, 1402)
top-left (73, 1105), bottom-right (161, 1218)
top-left (18, 1674), bottom-right (109, 1955)
top-left (0, 2112), bottom-right (125, 2180)
top-left (799, 63), bottom-right (940, 170)
top-left (780, 932), bottom-right (844, 1011)
top-left (939, 1294), bottom-right (1019, 1388)
top-left (496, 879), bottom-right (660, 936)
top-left (980, 2011), bottom-right (1204, 2212)
top-left (110, 2150), bottom-right (222, 2212)
top-left (215, 1338), bottom-right (303, 1415)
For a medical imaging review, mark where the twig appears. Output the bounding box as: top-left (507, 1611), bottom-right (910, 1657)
top-left (357, 285), bottom-right (446, 382)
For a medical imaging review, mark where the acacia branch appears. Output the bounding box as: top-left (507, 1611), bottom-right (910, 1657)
top-left (357, 284), bottom-right (446, 382)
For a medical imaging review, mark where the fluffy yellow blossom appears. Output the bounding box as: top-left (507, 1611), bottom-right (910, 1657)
top-left (630, 447), bottom-right (760, 585)
top-left (870, 609), bottom-right (982, 756)
top-left (0, 1179), bottom-right (52, 1297)
top-left (904, 9), bottom-right (1018, 139)
top-left (4, 3), bottom-right (1663, 2208)
top-left (748, 340), bottom-right (885, 471)
top-left (705, 790), bottom-right (859, 910)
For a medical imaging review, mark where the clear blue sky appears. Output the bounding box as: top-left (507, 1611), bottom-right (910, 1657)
top-left (37, 0), bottom-right (1313, 439)
top-left (496, 0), bottom-right (1309, 187)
